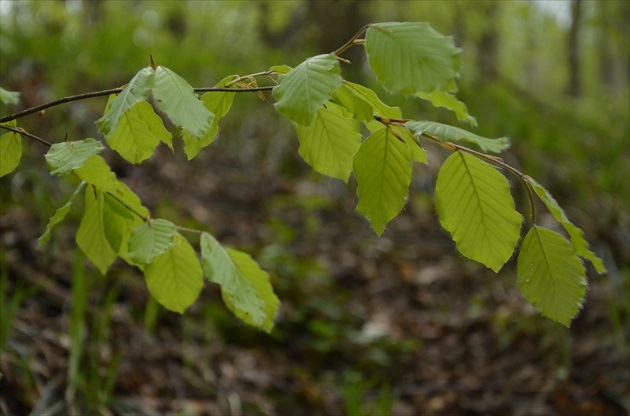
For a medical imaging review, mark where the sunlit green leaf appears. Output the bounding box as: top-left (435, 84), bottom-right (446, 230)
top-left (97, 66), bottom-right (155, 136)
top-left (183, 75), bottom-right (237, 160)
top-left (331, 85), bottom-right (373, 122)
top-left (45, 139), bottom-right (104, 175)
top-left (354, 127), bottom-right (412, 235)
top-left (390, 125), bottom-right (427, 164)
top-left (76, 187), bottom-right (117, 275)
top-left (294, 103), bottom-right (361, 182)
top-left (517, 226), bottom-right (587, 326)
top-left (273, 54), bottom-right (342, 126)
top-left (407, 121), bottom-right (510, 153)
top-left (270, 65), bottom-right (292, 75)
top-left (128, 218), bottom-right (177, 265)
top-left (201, 233), bottom-right (279, 332)
top-left (105, 99), bottom-right (171, 164)
top-left (525, 176), bottom-right (606, 273)
top-left (0, 130), bottom-right (21, 177)
top-left (435, 151), bottom-right (522, 272)
top-left (38, 182), bottom-right (87, 246)
top-left (0, 87), bottom-right (20, 105)
top-left (416, 90), bottom-right (477, 126)
top-left (73, 155), bottom-right (117, 191)
top-left (365, 22), bottom-right (460, 94)
top-left (145, 234), bottom-right (204, 314)
top-left (152, 66), bottom-right (214, 137)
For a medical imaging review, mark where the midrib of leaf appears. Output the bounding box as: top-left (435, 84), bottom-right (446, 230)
top-left (304, 59), bottom-right (312, 119)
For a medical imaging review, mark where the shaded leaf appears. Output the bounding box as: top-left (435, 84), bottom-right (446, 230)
top-left (0, 87), bottom-right (20, 105)
top-left (128, 218), bottom-right (177, 265)
top-left (273, 54), bottom-right (342, 126)
top-left (517, 226), bottom-right (587, 326)
top-left (435, 151), bottom-right (522, 272)
top-left (416, 90), bottom-right (477, 126)
top-left (0, 130), bottom-right (21, 177)
top-left (294, 103), bottom-right (361, 181)
top-left (45, 139), bottom-right (104, 175)
top-left (201, 233), bottom-right (279, 332)
top-left (145, 234), bottom-right (204, 314)
top-left (76, 187), bottom-right (117, 275)
top-left (407, 121), bottom-right (510, 153)
top-left (73, 155), bottom-right (117, 191)
top-left (354, 127), bottom-right (412, 235)
top-left (38, 182), bottom-right (87, 246)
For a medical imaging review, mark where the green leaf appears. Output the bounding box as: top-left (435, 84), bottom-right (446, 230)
top-left (435, 152), bottom-right (522, 272)
top-left (390, 125), bottom-right (427, 164)
top-left (294, 103), bottom-right (361, 182)
top-left (525, 176), bottom-right (606, 273)
top-left (341, 81), bottom-right (403, 132)
top-left (200, 233), bottom-right (279, 332)
top-left (144, 234), bottom-right (204, 314)
top-left (416, 90), bottom-right (477, 126)
top-left (517, 226), bottom-right (587, 326)
top-left (270, 64), bottom-right (292, 75)
top-left (127, 218), bottom-right (177, 265)
top-left (105, 99), bottom-right (171, 164)
top-left (365, 22), bottom-right (460, 94)
top-left (0, 130), bottom-right (21, 177)
top-left (96, 66), bottom-right (155, 136)
top-left (38, 182), bottom-right (87, 246)
top-left (273, 54), bottom-right (342, 126)
top-left (76, 187), bottom-right (118, 275)
top-left (152, 66), bottom-right (214, 137)
top-left (354, 127), bottom-right (412, 235)
top-left (407, 121), bottom-right (510, 153)
top-left (73, 155), bottom-right (117, 191)
top-left (331, 85), bottom-right (373, 122)
top-left (0, 87), bottom-right (20, 105)
top-left (182, 75), bottom-right (237, 160)
top-left (45, 139), bottom-right (104, 175)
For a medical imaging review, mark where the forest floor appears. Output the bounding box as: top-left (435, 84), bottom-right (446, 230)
top-left (1, 119), bottom-right (628, 416)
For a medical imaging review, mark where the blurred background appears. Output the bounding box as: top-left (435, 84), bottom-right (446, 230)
top-left (0, 1), bottom-right (628, 415)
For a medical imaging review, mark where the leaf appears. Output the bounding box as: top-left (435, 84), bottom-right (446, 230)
top-left (144, 234), bottom-right (204, 314)
top-left (331, 85), bottom-right (373, 122)
top-left (0, 87), bottom-right (20, 105)
top-left (525, 176), bottom-right (606, 273)
top-left (38, 182), bottom-right (87, 246)
top-left (182, 75), bottom-right (237, 160)
top-left (73, 155), bottom-right (117, 191)
top-left (273, 54), bottom-right (342, 126)
top-left (0, 130), bottom-right (21, 177)
top-left (201, 233), bottom-right (279, 332)
top-left (76, 187), bottom-right (118, 275)
top-left (45, 139), bottom-right (104, 175)
top-left (342, 81), bottom-right (403, 132)
top-left (270, 64), bottom-right (292, 75)
top-left (152, 66), bottom-right (214, 137)
top-left (416, 90), bottom-right (477, 126)
top-left (127, 218), bottom-right (177, 265)
top-left (105, 99), bottom-right (171, 164)
top-left (407, 121), bottom-right (510, 153)
top-left (365, 22), bottom-right (460, 94)
top-left (435, 151), bottom-right (522, 272)
top-left (354, 127), bottom-right (412, 235)
top-left (294, 103), bottom-right (362, 182)
top-left (390, 125), bottom-right (427, 164)
top-left (517, 226), bottom-right (587, 326)
top-left (97, 66), bottom-right (155, 136)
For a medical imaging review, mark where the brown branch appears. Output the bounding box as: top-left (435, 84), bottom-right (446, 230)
top-left (0, 124), bottom-right (53, 147)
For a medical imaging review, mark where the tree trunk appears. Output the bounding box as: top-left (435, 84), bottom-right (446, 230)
top-left (567, 0), bottom-right (582, 97)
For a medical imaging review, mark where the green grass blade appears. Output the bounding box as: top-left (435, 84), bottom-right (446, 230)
top-left (435, 152), bottom-right (522, 272)
top-left (517, 226), bottom-right (587, 326)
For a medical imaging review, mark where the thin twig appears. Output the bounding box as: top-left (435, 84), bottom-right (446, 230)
top-left (0, 124), bottom-right (53, 147)
top-left (333, 24), bottom-right (370, 56)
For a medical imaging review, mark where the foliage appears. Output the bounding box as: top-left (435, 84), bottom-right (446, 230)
top-left (0, 22), bottom-right (606, 330)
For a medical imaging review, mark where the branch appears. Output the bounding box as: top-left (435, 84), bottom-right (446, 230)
top-left (0, 124), bottom-right (53, 147)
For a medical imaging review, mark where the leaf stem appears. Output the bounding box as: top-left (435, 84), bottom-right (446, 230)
top-left (332, 24), bottom-right (370, 56)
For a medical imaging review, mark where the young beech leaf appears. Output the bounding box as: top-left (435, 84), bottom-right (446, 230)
top-left (182, 75), bottom-right (238, 160)
top-left (38, 182), bottom-right (87, 246)
top-left (342, 81), bottom-right (402, 132)
top-left (144, 234), bottom-right (204, 314)
top-left (525, 176), bottom-right (606, 273)
top-left (365, 22), bottom-right (460, 94)
top-left (76, 187), bottom-right (118, 275)
top-left (0, 129), bottom-right (21, 177)
top-left (435, 152), bottom-right (522, 272)
top-left (45, 139), bottom-right (104, 175)
top-left (390, 125), bottom-right (427, 164)
top-left (201, 233), bottom-right (279, 333)
top-left (152, 66), bottom-right (214, 137)
top-left (127, 218), bottom-right (177, 265)
top-left (415, 90), bottom-right (477, 126)
top-left (97, 66), bottom-right (155, 136)
top-left (354, 127), bottom-right (413, 235)
top-left (105, 99), bottom-right (171, 164)
top-left (73, 155), bottom-right (117, 191)
top-left (407, 121), bottom-right (510, 153)
top-left (517, 226), bottom-right (587, 327)
top-left (0, 87), bottom-right (20, 105)
top-left (294, 103), bottom-right (361, 182)
top-left (331, 85), bottom-right (374, 122)
top-left (273, 53), bottom-right (342, 126)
